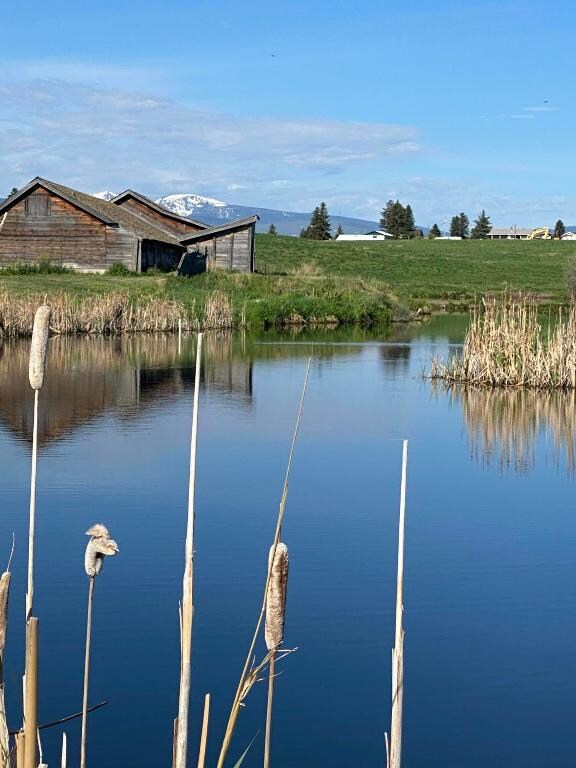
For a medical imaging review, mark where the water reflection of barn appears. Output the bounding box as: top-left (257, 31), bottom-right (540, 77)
top-left (0, 335), bottom-right (253, 445)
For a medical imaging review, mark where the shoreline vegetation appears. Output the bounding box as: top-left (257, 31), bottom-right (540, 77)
top-left (1, 235), bottom-right (576, 336)
top-left (430, 297), bottom-right (576, 389)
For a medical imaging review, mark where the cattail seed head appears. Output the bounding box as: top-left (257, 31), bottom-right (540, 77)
top-left (29, 304), bottom-right (51, 390)
top-left (0, 571), bottom-right (10, 656)
top-left (84, 524), bottom-right (119, 577)
top-left (265, 543), bottom-right (289, 651)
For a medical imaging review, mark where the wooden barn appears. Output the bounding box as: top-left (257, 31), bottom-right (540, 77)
top-left (178, 216), bottom-right (258, 275)
top-left (0, 178), bottom-right (257, 274)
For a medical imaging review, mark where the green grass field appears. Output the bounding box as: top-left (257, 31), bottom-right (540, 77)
top-left (255, 234), bottom-right (576, 300)
top-left (1, 236), bottom-right (573, 331)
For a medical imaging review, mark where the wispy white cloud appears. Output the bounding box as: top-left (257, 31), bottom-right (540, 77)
top-left (522, 104), bottom-right (560, 113)
top-left (0, 78), bottom-right (422, 201)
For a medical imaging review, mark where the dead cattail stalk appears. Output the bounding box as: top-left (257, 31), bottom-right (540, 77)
top-left (23, 617), bottom-right (38, 768)
top-left (0, 571), bottom-right (10, 768)
top-left (389, 440), bottom-right (408, 768)
top-left (174, 333), bottom-right (203, 768)
top-left (16, 732), bottom-right (24, 768)
top-left (81, 525), bottom-right (118, 768)
top-left (196, 694), bottom-right (210, 768)
top-left (217, 361), bottom-right (310, 768)
top-left (61, 732), bottom-right (67, 768)
top-left (26, 305), bottom-right (51, 622)
top-left (264, 544), bottom-right (289, 768)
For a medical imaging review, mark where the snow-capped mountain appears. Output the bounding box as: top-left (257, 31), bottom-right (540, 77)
top-left (93, 191), bottom-right (116, 201)
top-left (156, 193), bottom-right (227, 218)
top-left (89, 189), bottom-right (379, 235)
top-left (155, 193), bottom-right (379, 235)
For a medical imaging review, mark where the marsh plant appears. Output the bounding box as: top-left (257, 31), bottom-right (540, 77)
top-left (431, 297), bottom-right (576, 389)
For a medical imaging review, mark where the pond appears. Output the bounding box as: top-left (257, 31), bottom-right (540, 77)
top-left (2, 314), bottom-right (576, 767)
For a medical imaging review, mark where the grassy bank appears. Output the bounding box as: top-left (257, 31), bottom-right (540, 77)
top-left (0, 270), bottom-right (396, 336)
top-left (255, 234), bottom-right (576, 302)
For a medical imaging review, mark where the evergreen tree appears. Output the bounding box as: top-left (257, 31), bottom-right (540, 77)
top-left (450, 213), bottom-right (470, 238)
top-left (403, 205), bottom-right (416, 238)
top-left (554, 219), bottom-right (566, 239)
top-left (7, 187), bottom-right (18, 197)
top-left (449, 216), bottom-right (460, 237)
top-left (303, 202), bottom-right (331, 240)
top-left (379, 200), bottom-right (395, 233)
top-left (429, 223), bottom-right (442, 239)
top-left (299, 227), bottom-right (308, 238)
top-left (335, 223), bottom-right (344, 238)
top-left (267, 223), bottom-right (278, 235)
top-left (470, 210), bottom-right (492, 239)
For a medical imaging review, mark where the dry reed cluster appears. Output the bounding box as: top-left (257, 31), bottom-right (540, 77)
top-left (430, 297), bottom-right (576, 388)
top-left (0, 291), bottom-right (235, 338)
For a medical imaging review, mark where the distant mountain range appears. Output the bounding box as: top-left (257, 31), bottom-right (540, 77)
top-left (94, 190), bottom-right (379, 235)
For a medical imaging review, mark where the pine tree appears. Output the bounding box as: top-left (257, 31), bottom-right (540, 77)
top-left (7, 187), bottom-right (18, 197)
top-left (267, 223), bottom-right (278, 235)
top-left (554, 219), bottom-right (566, 239)
top-left (335, 224), bottom-right (344, 238)
top-left (304, 203), bottom-right (331, 240)
top-left (379, 200), bottom-right (395, 233)
top-left (470, 210), bottom-right (492, 239)
top-left (429, 223), bottom-right (442, 239)
top-left (403, 205), bottom-right (416, 238)
top-left (299, 227), bottom-right (308, 238)
top-left (450, 213), bottom-right (470, 238)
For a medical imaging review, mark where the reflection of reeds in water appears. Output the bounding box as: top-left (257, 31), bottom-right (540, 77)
top-left (442, 384), bottom-right (576, 473)
top-left (431, 298), bottom-right (576, 389)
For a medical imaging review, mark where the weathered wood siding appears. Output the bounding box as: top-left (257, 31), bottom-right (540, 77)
top-left (0, 189), bottom-right (108, 269)
top-left (105, 228), bottom-right (138, 270)
top-left (184, 222), bottom-right (255, 274)
top-left (115, 197), bottom-right (205, 236)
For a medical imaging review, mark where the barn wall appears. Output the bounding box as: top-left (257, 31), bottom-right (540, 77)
top-left (105, 227), bottom-right (138, 270)
top-left (0, 189), bottom-right (108, 269)
top-left (209, 225), bottom-right (253, 272)
top-left (115, 198), bottom-right (205, 236)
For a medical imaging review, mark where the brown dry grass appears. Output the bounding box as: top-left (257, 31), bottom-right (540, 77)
top-left (0, 291), bottom-right (234, 338)
top-left (431, 297), bottom-right (576, 388)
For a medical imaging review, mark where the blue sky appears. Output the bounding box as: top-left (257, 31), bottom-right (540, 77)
top-left (0, 0), bottom-right (574, 226)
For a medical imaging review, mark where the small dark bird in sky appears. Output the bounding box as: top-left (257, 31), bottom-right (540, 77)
top-left (271, 54), bottom-right (276, 57)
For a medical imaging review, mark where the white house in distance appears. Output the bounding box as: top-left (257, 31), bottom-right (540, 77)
top-left (336, 230), bottom-right (394, 241)
top-left (487, 227), bottom-right (534, 240)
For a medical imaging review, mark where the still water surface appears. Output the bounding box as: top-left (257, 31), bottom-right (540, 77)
top-left (2, 316), bottom-right (576, 767)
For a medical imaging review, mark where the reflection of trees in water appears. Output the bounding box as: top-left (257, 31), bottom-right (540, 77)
top-left (443, 384), bottom-right (576, 473)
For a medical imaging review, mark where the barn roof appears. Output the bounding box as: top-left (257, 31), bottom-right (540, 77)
top-left (179, 215), bottom-right (259, 245)
top-left (111, 189), bottom-right (209, 230)
top-left (0, 178), bottom-right (182, 245)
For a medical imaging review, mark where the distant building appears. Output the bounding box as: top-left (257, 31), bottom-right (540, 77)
top-left (336, 230), bottom-right (394, 241)
top-left (487, 227), bottom-right (534, 240)
top-left (435, 236), bottom-right (462, 240)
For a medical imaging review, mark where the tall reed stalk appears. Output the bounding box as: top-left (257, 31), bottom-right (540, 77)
top-left (0, 570), bottom-right (10, 768)
top-left (174, 332), bottom-right (203, 768)
top-left (388, 440), bottom-right (408, 768)
top-left (216, 359), bottom-right (311, 768)
top-left (81, 525), bottom-right (119, 768)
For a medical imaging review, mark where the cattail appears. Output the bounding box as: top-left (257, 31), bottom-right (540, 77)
top-left (265, 544), bottom-right (289, 651)
top-left (81, 524), bottom-right (118, 768)
top-left (84, 525), bottom-right (119, 577)
top-left (29, 305), bottom-right (51, 390)
top-left (0, 571), bottom-right (10, 768)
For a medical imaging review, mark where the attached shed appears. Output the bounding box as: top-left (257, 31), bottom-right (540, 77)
top-left (0, 178), bottom-right (184, 272)
top-left (111, 190), bottom-right (208, 238)
top-left (178, 216), bottom-right (258, 274)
